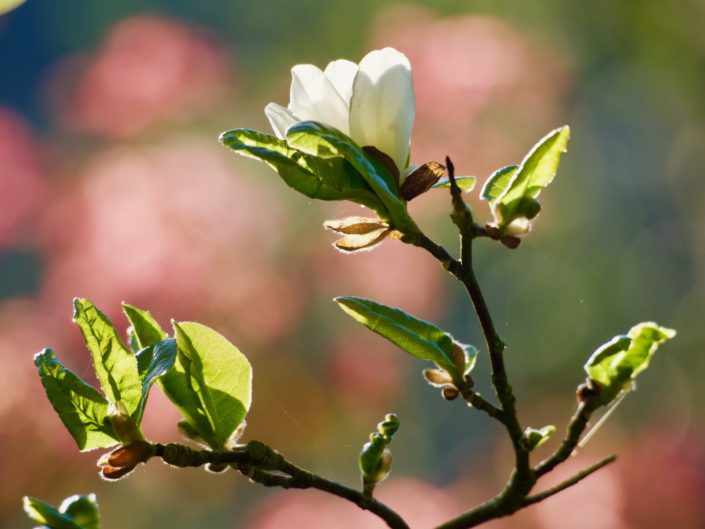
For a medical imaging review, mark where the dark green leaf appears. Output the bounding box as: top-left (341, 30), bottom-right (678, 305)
top-left (23, 497), bottom-right (84, 529)
top-left (585, 322), bottom-right (676, 405)
top-left (122, 304), bottom-right (167, 350)
top-left (220, 128), bottom-right (387, 216)
top-left (334, 296), bottom-right (457, 375)
top-left (59, 495), bottom-right (100, 529)
top-left (72, 299), bottom-right (141, 416)
top-left (34, 349), bottom-right (117, 451)
top-left (286, 121), bottom-right (420, 234)
top-left (133, 339), bottom-right (177, 422)
top-left (161, 322), bottom-right (252, 450)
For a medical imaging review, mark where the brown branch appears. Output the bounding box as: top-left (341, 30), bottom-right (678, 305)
top-left (524, 455), bottom-right (616, 506)
top-left (153, 441), bottom-right (410, 529)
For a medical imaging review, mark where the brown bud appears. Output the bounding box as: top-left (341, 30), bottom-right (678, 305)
top-left (484, 224), bottom-right (502, 240)
top-left (105, 441), bottom-right (154, 467)
top-left (400, 162), bottom-right (446, 201)
top-left (100, 464), bottom-right (137, 481)
top-left (423, 368), bottom-right (453, 387)
top-left (500, 234), bottom-right (521, 249)
top-left (323, 217), bottom-right (389, 235)
top-left (333, 228), bottom-right (391, 253)
top-left (206, 462), bottom-right (229, 474)
top-left (576, 380), bottom-right (602, 403)
top-left (441, 385), bottom-right (459, 401)
top-left (451, 342), bottom-right (467, 377)
top-left (362, 146), bottom-right (400, 188)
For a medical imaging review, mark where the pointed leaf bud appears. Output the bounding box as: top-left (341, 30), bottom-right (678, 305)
top-left (400, 162), bottom-right (446, 200)
top-left (423, 368), bottom-right (453, 387)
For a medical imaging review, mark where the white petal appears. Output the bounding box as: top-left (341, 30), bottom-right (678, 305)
top-left (289, 64), bottom-right (350, 134)
top-left (264, 103), bottom-right (298, 139)
top-left (349, 47), bottom-right (415, 175)
top-left (324, 59), bottom-right (358, 104)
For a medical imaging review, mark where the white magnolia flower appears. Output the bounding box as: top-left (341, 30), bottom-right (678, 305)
top-left (265, 47), bottom-right (415, 180)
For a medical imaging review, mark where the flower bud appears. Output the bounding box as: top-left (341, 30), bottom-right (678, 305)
top-left (441, 385), bottom-right (459, 401)
top-left (105, 441), bottom-right (154, 467)
top-left (108, 403), bottom-right (144, 445)
top-left (423, 368), bottom-right (453, 387)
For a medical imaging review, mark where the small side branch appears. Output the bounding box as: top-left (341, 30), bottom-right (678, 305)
top-left (535, 400), bottom-right (598, 477)
top-left (523, 455), bottom-right (616, 507)
top-left (153, 441), bottom-right (410, 529)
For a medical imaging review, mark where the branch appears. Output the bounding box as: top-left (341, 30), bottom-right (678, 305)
top-left (523, 455), bottom-right (616, 506)
top-left (534, 400), bottom-right (598, 477)
top-left (153, 441), bottom-right (410, 529)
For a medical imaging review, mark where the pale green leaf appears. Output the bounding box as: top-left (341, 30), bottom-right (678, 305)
top-left (0, 0), bottom-right (26, 15)
top-left (285, 121), bottom-right (420, 234)
top-left (492, 127), bottom-right (570, 232)
top-left (432, 175), bottom-right (477, 192)
top-left (522, 425), bottom-right (556, 451)
top-left (481, 165), bottom-right (518, 202)
top-left (162, 322), bottom-right (252, 450)
top-left (334, 296), bottom-right (456, 375)
top-left (122, 304), bottom-right (167, 350)
top-left (585, 322), bottom-right (676, 405)
top-left (59, 495), bottom-right (100, 529)
top-left (34, 349), bottom-right (117, 451)
top-left (23, 497), bottom-right (84, 529)
top-left (72, 299), bottom-right (141, 416)
top-left (220, 128), bottom-right (387, 216)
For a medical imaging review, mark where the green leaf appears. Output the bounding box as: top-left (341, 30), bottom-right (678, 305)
top-left (34, 349), bottom-right (117, 451)
top-left (433, 175), bottom-right (477, 192)
top-left (59, 495), bottom-right (100, 529)
top-left (220, 128), bottom-right (387, 217)
top-left (285, 121), bottom-right (420, 234)
top-left (584, 322), bottom-right (676, 405)
top-left (23, 497), bottom-right (84, 529)
top-left (491, 126), bottom-right (570, 233)
top-left (480, 165), bottom-right (518, 202)
top-left (161, 322), bottom-right (252, 450)
top-left (73, 299), bottom-right (141, 416)
top-left (522, 425), bottom-right (555, 451)
top-left (133, 339), bottom-right (177, 422)
top-left (0, 0), bottom-right (26, 16)
top-left (122, 304), bottom-right (167, 350)
top-left (334, 296), bottom-right (457, 376)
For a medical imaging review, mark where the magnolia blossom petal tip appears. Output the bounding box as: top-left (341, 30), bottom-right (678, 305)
top-left (349, 47), bottom-right (415, 176)
top-left (289, 64), bottom-right (350, 135)
top-left (264, 103), bottom-right (298, 139)
top-left (324, 59), bottom-right (358, 104)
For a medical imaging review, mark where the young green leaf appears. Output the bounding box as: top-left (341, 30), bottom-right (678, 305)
top-left (73, 299), bottom-right (141, 416)
top-left (133, 339), bottom-right (177, 422)
top-left (334, 296), bottom-right (458, 377)
top-left (34, 349), bottom-right (118, 451)
top-left (286, 121), bottom-right (420, 234)
top-left (122, 303), bottom-right (167, 350)
top-left (161, 322), bottom-right (252, 450)
top-left (220, 128), bottom-right (388, 217)
top-left (488, 127), bottom-right (570, 235)
top-left (23, 497), bottom-right (84, 529)
top-left (584, 322), bottom-right (676, 405)
top-left (433, 175), bottom-right (477, 192)
top-left (521, 425), bottom-right (556, 451)
top-left (481, 165), bottom-right (518, 203)
top-left (59, 495), bottom-right (100, 529)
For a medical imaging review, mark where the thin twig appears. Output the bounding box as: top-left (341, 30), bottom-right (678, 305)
top-left (154, 441), bottom-right (410, 529)
top-left (523, 455), bottom-right (616, 506)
